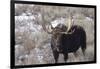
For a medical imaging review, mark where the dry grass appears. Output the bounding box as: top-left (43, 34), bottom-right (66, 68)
top-left (15, 5), bottom-right (95, 65)
top-left (15, 17), bottom-right (95, 65)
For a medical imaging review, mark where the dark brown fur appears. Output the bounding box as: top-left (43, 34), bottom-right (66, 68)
top-left (51, 24), bottom-right (86, 63)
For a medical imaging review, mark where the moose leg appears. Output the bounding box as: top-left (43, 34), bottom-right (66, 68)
top-left (81, 37), bottom-right (86, 56)
top-left (53, 50), bottom-right (59, 63)
top-left (82, 48), bottom-right (86, 56)
top-left (73, 51), bottom-right (78, 57)
top-left (73, 52), bottom-right (79, 61)
top-left (63, 53), bottom-right (68, 63)
top-left (81, 45), bottom-right (86, 56)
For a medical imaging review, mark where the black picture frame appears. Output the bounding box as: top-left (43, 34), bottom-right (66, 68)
top-left (10, 0), bottom-right (96, 69)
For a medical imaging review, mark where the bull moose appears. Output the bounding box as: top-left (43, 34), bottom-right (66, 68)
top-left (41, 23), bottom-right (86, 63)
top-left (51, 24), bottom-right (86, 63)
top-left (40, 12), bottom-right (86, 63)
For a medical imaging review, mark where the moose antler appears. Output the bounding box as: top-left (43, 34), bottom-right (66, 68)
top-left (67, 14), bottom-right (72, 32)
top-left (59, 13), bottom-right (74, 34)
